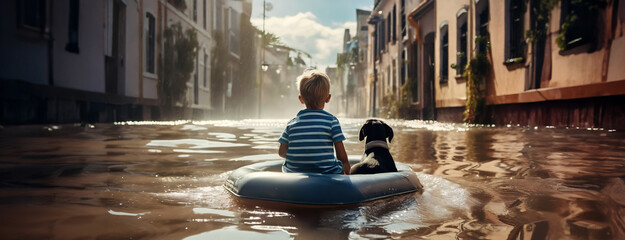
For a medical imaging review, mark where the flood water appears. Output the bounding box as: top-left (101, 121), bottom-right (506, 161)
top-left (0, 119), bottom-right (624, 239)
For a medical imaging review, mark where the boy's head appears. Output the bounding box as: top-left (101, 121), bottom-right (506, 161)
top-left (297, 70), bottom-right (331, 109)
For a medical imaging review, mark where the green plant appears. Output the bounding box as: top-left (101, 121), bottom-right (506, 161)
top-left (525, 0), bottom-right (559, 43)
top-left (457, 51), bottom-right (466, 59)
top-left (554, 0), bottom-right (607, 50)
top-left (463, 53), bottom-right (490, 124)
top-left (450, 63), bottom-right (458, 69)
top-left (505, 57), bottom-right (525, 64)
top-left (383, 78), bottom-right (415, 119)
top-left (158, 23), bottom-right (199, 108)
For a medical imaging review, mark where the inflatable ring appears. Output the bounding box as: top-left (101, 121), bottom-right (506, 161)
top-left (224, 158), bottom-right (423, 206)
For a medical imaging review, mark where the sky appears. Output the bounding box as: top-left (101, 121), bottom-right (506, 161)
top-left (250, 0), bottom-right (373, 71)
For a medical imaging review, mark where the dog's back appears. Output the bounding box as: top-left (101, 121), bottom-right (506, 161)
top-left (350, 119), bottom-right (398, 175)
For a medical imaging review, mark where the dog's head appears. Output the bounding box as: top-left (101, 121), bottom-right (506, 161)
top-left (359, 119), bottom-right (394, 143)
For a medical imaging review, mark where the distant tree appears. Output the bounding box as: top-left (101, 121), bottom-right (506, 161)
top-left (262, 31), bottom-right (283, 48)
top-left (158, 23), bottom-right (199, 113)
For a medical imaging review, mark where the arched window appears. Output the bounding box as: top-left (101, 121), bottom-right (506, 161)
top-left (440, 21), bottom-right (449, 83)
top-left (456, 9), bottom-right (468, 76)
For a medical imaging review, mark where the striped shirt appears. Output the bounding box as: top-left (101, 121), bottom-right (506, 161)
top-left (278, 109), bottom-right (346, 174)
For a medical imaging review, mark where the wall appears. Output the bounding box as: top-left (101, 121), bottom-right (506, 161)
top-left (53, 0), bottom-right (106, 93)
top-left (0, 0), bottom-right (49, 85)
top-left (162, 0), bottom-right (213, 109)
top-left (488, 0), bottom-right (625, 101)
top-left (488, 0), bottom-right (528, 97)
top-left (140, 0), bottom-right (160, 100)
top-left (376, 0), bottom-right (401, 108)
top-left (435, 0), bottom-right (470, 108)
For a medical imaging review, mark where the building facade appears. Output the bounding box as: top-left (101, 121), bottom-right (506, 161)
top-left (0, 0), bottom-right (256, 123)
top-left (368, 0), bottom-right (421, 118)
top-left (368, 0), bottom-right (625, 129)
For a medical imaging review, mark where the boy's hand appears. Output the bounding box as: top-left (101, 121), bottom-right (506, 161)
top-left (334, 141), bottom-right (350, 175)
top-left (278, 143), bottom-right (288, 158)
top-left (343, 162), bottom-right (351, 175)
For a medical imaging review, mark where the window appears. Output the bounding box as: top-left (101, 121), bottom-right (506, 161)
top-left (401, 48), bottom-right (407, 85)
top-left (203, 0), bottom-right (207, 30)
top-left (558, 0), bottom-right (601, 51)
top-left (440, 22), bottom-right (449, 83)
top-left (228, 9), bottom-right (240, 55)
top-left (193, 0), bottom-right (197, 22)
top-left (401, 0), bottom-right (406, 38)
top-left (387, 13), bottom-right (391, 45)
top-left (17, 0), bottom-right (47, 32)
top-left (65, 0), bottom-right (80, 53)
top-left (392, 5), bottom-right (396, 42)
top-left (194, 54), bottom-right (199, 105)
top-left (456, 9), bottom-right (467, 76)
top-left (476, 0), bottom-right (490, 54)
top-left (387, 65), bottom-right (391, 93)
top-left (204, 53), bottom-right (209, 87)
top-left (507, 0), bottom-right (525, 61)
top-left (378, 19), bottom-right (386, 52)
top-left (214, 0), bottom-right (222, 31)
top-left (145, 13), bottom-right (156, 74)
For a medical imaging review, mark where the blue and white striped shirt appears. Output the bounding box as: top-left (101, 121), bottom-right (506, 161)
top-left (278, 109), bottom-right (346, 174)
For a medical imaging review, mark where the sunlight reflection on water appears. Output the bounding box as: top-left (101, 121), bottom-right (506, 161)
top-left (1, 119), bottom-right (624, 239)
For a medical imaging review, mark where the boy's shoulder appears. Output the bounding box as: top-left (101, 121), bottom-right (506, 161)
top-left (285, 117), bottom-right (298, 126)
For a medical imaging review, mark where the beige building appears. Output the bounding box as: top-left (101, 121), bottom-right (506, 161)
top-left (368, 0), bottom-right (625, 128)
top-left (367, 0), bottom-right (424, 118)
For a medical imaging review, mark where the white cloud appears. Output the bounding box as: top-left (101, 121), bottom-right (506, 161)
top-left (358, 5), bottom-right (373, 11)
top-left (251, 12), bottom-right (356, 70)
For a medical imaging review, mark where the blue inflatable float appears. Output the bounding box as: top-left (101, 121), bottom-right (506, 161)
top-left (224, 158), bottom-right (423, 206)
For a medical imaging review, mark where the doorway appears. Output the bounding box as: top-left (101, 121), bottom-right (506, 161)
top-left (422, 33), bottom-right (436, 120)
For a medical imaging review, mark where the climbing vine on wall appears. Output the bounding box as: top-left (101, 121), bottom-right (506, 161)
top-left (523, 0), bottom-right (609, 50)
top-left (463, 53), bottom-right (490, 124)
top-left (158, 23), bottom-right (199, 108)
top-left (525, 0), bottom-right (559, 43)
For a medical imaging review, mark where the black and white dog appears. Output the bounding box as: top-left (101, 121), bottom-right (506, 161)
top-left (350, 119), bottom-right (398, 174)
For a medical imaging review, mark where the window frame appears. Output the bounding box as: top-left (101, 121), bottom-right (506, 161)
top-left (144, 11), bottom-right (157, 76)
top-left (17, 0), bottom-right (48, 33)
top-left (456, 9), bottom-right (468, 76)
top-left (65, 0), bottom-right (80, 53)
top-left (505, 0), bottom-right (526, 64)
top-left (476, 0), bottom-right (490, 55)
top-left (558, 0), bottom-right (601, 52)
top-left (440, 21), bottom-right (449, 83)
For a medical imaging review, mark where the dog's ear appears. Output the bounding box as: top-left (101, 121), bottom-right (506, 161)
top-left (383, 122), bottom-right (394, 143)
top-left (359, 123), bottom-right (368, 141)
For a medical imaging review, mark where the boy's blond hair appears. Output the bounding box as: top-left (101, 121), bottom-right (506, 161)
top-left (297, 70), bottom-right (331, 108)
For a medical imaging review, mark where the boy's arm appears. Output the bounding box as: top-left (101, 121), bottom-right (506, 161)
top-left (334, 141), bottom-right (350, 174)
top-left (278, 143), bottom-right (288, 158)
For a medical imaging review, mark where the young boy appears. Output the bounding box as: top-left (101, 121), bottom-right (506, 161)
top-left (278, 70), bottom-right (350, 174)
